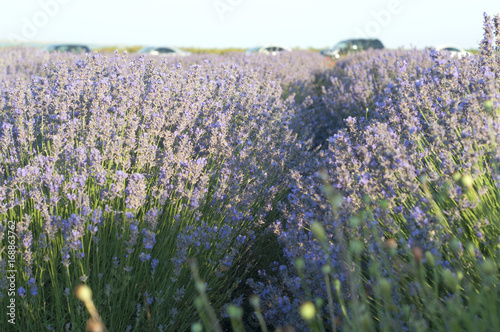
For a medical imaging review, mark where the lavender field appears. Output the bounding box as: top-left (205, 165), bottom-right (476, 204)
top-left (1, 14), bottom-right (500, 332)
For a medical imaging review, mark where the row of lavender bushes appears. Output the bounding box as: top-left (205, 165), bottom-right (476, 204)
top-left (238, 13), bottom-right (500, 331)
top-left (0, 47), bottom-right (325, 331)
top-left (1, 13), bottom-right (500, 332)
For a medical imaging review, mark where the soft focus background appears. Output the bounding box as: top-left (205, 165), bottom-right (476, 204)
top-left (0, 0), bottom-right (499, 50)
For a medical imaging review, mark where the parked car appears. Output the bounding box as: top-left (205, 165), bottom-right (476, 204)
top-left (245, 45), bottom-right (291, 56)
top-left (137, 46), bottom-right (191, 56)
top-left (434, 45), bottom-right (471, 58)
top-left (320, 39), bottom-right (384, 58)
top-left (44, 44), bottom-right (90, 54)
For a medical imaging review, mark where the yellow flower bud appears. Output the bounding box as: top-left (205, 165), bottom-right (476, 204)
top-left (75, 284), bottom-right (92, 303)
top-left (460, 175), bottom-right (473, 189)
top-left (299, 301), bottom-right (316, 320)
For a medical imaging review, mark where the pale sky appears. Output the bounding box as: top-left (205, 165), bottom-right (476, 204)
top-left (1, 0), bottom-right (499, 50)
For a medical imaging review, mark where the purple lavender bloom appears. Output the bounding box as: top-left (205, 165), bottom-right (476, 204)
top-left (18, 287), bottom-right (26, 298)
top-left (139, 252), bottom-right (151, 262)
top-left (151, 258), bottom-right (159, 274)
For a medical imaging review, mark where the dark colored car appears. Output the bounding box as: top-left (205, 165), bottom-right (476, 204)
top-left (320, 39), bottom-right (384, 58)
top-left (44, 44), bottom-right (91, 54)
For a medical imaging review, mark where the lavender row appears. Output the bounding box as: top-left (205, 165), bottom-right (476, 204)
top-left (0, 48), bottom-right (322, 330)
top-left (251, 14), bottom-right (500, 330)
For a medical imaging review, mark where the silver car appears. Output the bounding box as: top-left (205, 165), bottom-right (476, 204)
top-left (246, 45), bottom-right (291, 56)
top-left (435, 45), bottom-right (471, 59)
top-left (138, 46), bottom-right (191, 57)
